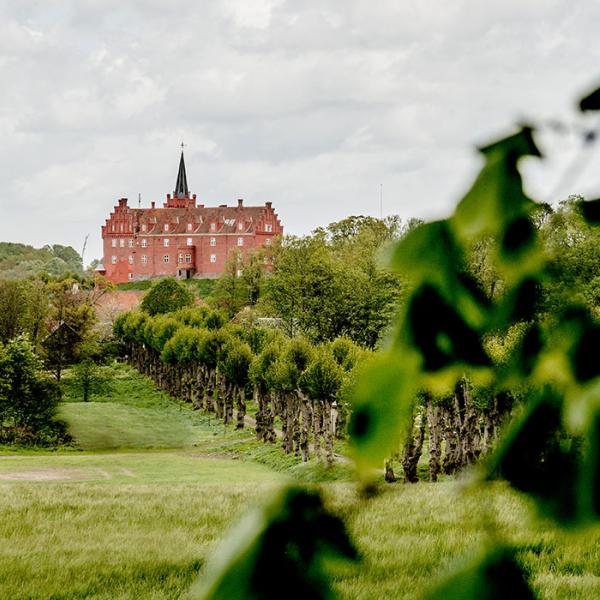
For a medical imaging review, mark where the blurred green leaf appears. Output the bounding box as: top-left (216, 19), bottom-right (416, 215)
top-left (189, 486), bottom-right (357, 600)
top-left (402, 284), bottom-right (491, 372)
top-left (348, 352), bottom-right (418, 472)
top-left (579, 198), bottom-right (600, 224)
top-left (424, 546), bottom-right (537, 600)
top-left (452, 127), bottom-right (540, 241)
top-left (390, 220), bottom-right (489, 330)
top-left (486, 389), bottom-right (582, 524)
top-left (579, 85), bottom-right (600, 111)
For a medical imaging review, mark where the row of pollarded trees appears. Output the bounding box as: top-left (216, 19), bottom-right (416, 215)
top-left (114, 307), bottom-right (365, 464)
top-left (114, 304), bottom-right (516, 476)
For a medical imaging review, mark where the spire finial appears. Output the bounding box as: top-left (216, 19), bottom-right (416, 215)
top-left (174, 146), bottom-right (189, 199)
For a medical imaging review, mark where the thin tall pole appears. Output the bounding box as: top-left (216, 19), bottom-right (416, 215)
top-left (379, 183), bottom-right (383, 219)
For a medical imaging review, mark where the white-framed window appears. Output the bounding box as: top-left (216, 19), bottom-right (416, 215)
top-left (237, 237), bottom-right (244, 246)
top-left (163, 255), bottom-right (170, 263)
top-left (141, 239), bottom-right (148, 248)
top-left (111, 255), bottom-right (117, 264)
top-left (210, 254), bottom-right (217, 263)
top-left (164, 223), bottom-right (169, 232)
top-left (187, 223), bottom-right (193, 232)
top-left (141, 223), bottom-right (147, 232)
top-left (185, 254), bottom-right (191, 264)
top-left (210, 237), bottom-right (216, 246)
top-left (141, 255), bottom-right (148, 265)
top-left (178, 253), bottom-right (183, 264)
top-left (128, 255), bottom-right (133, 264)
top-left (128, 273), bottom-right (134, 280)
top-left (111, 239), bottom-right (116, 248)
top-left (186, 237), bottom-right (193, 246)
top-left (210, 223), bottom-right (216, 232)
top-left (128, 239), bottom-right (133, 248)
top-left (119, 239), bottom-right (125, 248)
top-left (265, 223), bottom-right (273, 232)
top-left (238, 222), bottom-right (243, 231)
top-left (265, 238), bottom-right (272, 246)
top-left (163, 238), bottom-right (170, 247)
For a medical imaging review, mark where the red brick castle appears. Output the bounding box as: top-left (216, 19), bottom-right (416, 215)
top-left (101, 151), bottom-right (283, 284)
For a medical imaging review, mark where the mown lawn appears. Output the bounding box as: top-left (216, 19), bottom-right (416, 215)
top-left (0, 364), bottom-right (597, 599)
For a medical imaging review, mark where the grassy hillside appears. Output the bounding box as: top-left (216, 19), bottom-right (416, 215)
top-left (0, 364), bottom-right (598, 599)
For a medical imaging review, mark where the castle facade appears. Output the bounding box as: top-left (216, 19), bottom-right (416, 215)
top-left (101, 152), bottom-right (283, 284)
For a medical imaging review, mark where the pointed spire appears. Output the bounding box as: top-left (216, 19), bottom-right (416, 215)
top-left (174, 145), bottom-right (189, 198)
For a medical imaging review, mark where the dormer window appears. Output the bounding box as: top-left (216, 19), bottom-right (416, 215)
top-left (238, 222), bottom-right (243, 231)
top-left (164, 223), bottom-right (169, 232)
top-left (187, 223), bottom-right (193, 232)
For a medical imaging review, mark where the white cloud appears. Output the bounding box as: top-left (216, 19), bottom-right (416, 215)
top-left (1, 1), bottom-right (600, 262)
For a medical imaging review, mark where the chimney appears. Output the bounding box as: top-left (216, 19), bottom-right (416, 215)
top-left (118, 198), bottom-right (128, 208)
top-left (151, 201), bottom-right (156, 209)
top-left (237, 198), bottom-right (244, 208)
top-left (219, 204), bottom-right (227, 208)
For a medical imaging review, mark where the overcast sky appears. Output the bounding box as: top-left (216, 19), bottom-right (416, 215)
top-left (2, 1), bottom-right (600, 263)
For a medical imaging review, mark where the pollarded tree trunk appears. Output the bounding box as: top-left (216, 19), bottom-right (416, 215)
top-left (299, 392), bottom-right (311, 463)
top-left (292, 393), bottom-right (301, 457)
top-left (235, 386), bottom-right (246, 430)
top-left (402, 407), bottom-right (426, 483)
top-left (313, 400), bottom-right (322, 462)
top-left (254, 387), bottom-right (264, 441)
top-left (214, 375), bottom-right (224, 420)
top-left (265, 393), bottom-right (277, 443)
top-left (283, 393), bottom-right (295, 454)
top-left (224, 382), bottom-right (234, 425)
top-left (205, 370), bottom-right (215, 413)
top-left (442, 404), bottom-right (460, 475)
top-left (427, 396), bottom-right (443, 482)
top-left (322, 399), bottom-right (334, 466)
top-left (384, 459), bottom-right (396, 483)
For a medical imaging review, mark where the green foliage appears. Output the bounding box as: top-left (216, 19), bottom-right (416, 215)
top-left (70, 359), bottom-right (111, 402)
top-left (42, 280), bottom-right (96, 380)
top-left (212, 249), bottom-right (266, 318)
top-left (347, 84), bottom-right (600, 595)
top-left (0, 336), bottom-right (66, 444)
top-left (218, 339), bottom-right (253, 388)
top-left (265, 217), bottom-right (404, 347)
top-left (302, 347), bottom-right (344, 402)
top-left (191, 486), bottom-right (357, 600)
top-left (141, 278), bottom-right (195, 316)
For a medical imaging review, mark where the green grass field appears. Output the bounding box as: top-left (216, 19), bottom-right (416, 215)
top-left (0, 364), bottom-right (598, 599)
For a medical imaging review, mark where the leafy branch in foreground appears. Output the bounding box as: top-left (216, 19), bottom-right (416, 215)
top-left (348, 84), bottom-right (600, 597)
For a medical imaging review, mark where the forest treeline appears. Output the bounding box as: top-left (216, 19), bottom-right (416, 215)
top-left (0, 242), bottom-right (83, 279)
top-left (0, 196), bottom-right (598, 470)
top-left (107, 196), bottom-right (599, 481)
